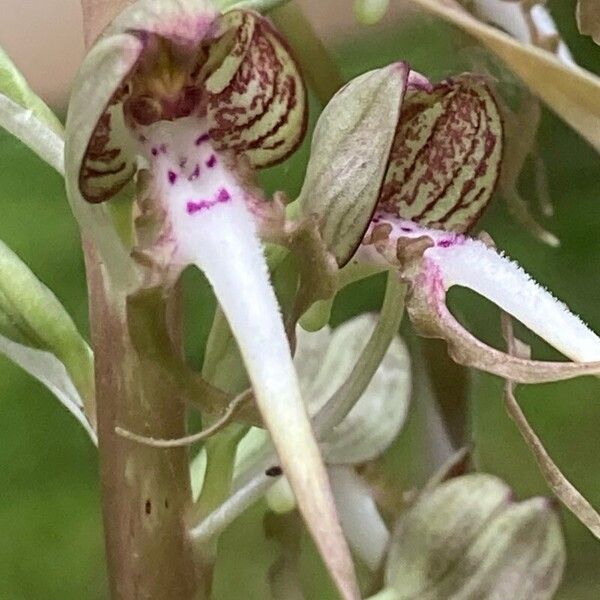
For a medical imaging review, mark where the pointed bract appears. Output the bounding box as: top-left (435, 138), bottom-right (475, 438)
top-left (299, 63), bottom-right (408, 266)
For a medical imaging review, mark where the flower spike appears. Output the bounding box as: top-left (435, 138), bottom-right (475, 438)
top-left (65, 3), bottom-right (358, 596)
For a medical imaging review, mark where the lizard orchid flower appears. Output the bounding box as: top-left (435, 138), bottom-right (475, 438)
top-left (65, 2), bottom-right (357, 596)
top-left (301, 62), bottom-right (600, 380)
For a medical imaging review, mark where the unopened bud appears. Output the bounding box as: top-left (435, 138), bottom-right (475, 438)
top-left (383, 474), bottom-right (565, 599)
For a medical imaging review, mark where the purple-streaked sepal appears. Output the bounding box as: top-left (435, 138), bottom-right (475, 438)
top-left (80, 84), bottom-right (137, 203)
top-left (205, 10), bottom-right (308, 168)
top-left (380, 74), bottom-right (503, 233)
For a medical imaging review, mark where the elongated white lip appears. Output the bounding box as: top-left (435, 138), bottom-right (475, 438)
top-left (424, 237), bottom-right (600, 363)
top-left (180, 199), bottom-right (358, 598)
top-left (362, 218), bottom-right (600, 369)
top-left (139, 115), bottom-right (358, 598)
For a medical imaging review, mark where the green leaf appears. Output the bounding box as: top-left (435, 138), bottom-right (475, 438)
top-left (0, 239), bottom-right (95, 433)
top-left (0, 46), bottom-right (64, 173)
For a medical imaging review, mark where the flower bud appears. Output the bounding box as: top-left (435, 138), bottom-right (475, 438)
top-left (383, 474), bottom-right (565, 599)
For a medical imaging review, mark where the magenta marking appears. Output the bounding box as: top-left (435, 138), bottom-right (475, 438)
top-left (151, 147), bottom-right (158, 157)
top-left (217, 188), bottom-right (231, 202)
top-left (437, 239), bottom-right (454, 248)
top-left (206, 154), bottom-right (217, 168)
top-left (186, 188), bottom-right (232, 215)
top-left (195, 133), bottom-right (210, 146)
top-left (168, 171), bottom-right (177, 185)
top-left (188, 164), bottom-right (200, 181)
top-left (401, 226), bottom-right (413, 232)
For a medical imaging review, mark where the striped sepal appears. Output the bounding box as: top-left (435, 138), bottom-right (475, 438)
top-left (380, 75), bottom-right (503, 232)
top-left (204, 10), bottom-right (308, 169)
top-left (80, 84), bottom-right (136, 203)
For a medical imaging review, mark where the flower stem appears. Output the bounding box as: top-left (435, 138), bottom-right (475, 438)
top-left (271, 2), bottom-right (345, 105)
top-left (84, 246), bottom-right (201, 599)
top-left (314, 271), bottom-right (407, 436)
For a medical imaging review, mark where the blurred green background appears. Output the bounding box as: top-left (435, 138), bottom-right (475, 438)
top-left (1, 1), bottom-right (599, 598)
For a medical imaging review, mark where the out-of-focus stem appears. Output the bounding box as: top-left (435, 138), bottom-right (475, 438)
top-left (420, 336), bottom-right (471, 449)
top-left (271, 2), bottom-right (345, 105)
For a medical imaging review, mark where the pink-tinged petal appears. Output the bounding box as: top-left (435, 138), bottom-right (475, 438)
top-left (204, 10), bottom-right (308, 168)
top-left (380, 75), bottom-right (503, 233)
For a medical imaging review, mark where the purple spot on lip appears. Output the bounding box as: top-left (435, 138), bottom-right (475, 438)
top-left (151, 147), bottom-right (158, 156)
top-left (217, 188), bottom-right (231, 202)
top-left (438, 239), bottom-right (454, 248)
top-left (186, 188), bottom-right (232, 214)
top-left (168, 171), bottom-right (177, 185)
top-left (195, 133), bottom-right (210, 146)
top-left (400, 226), bottom-right (413, 232)
top-left (206, 154), bottom-right (217, 168)
top-left (188, 164), bottom-right (200, 181)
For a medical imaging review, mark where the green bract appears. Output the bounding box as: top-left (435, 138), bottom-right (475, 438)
top-left (298, 63), bottom-right (407, 266)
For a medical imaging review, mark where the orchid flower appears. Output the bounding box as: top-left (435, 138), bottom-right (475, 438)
top-left (64, 1), bottom-right (358, 596)
top-left (191, 313), bottom-right (412, 571)
top-left (300, 62), bottom-right (600, 384)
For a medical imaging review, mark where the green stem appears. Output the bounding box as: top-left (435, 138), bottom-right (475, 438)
top-left (271, 2), bottom-right (345, 105)
top-left (314, 271), bottom-right (407, 436)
